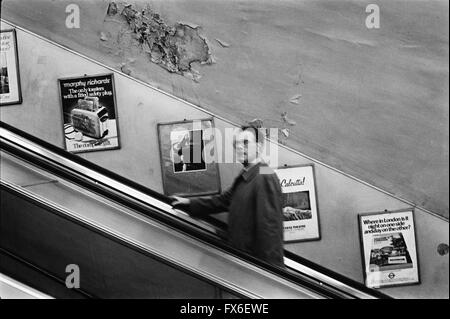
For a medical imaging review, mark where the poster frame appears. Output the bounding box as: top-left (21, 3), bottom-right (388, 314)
top-left (0, 28), bottom-right (23, 106)
top-left (357, 208), bottom-right (421, 289)
top-left (157, 117), bottom-right (222, 197)
top-left (275, 163), bottom-right (321, 243)
top-left (57, 72), bottom-right (121, 154)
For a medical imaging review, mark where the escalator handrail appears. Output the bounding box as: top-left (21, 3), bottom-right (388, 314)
top-left (0, 121), bottom-right (391, 299)
top-left (0, 273), bottom-right (54, 299)
top-left (0, 137), bottom-right (331, 299)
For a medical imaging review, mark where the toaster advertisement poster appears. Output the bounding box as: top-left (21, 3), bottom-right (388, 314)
top-left (358, 209), bottom-right (420, 289)
top-left (274, 165), bottom-right (320, 242)
top-left (58, 73), bottom-right (120, 153)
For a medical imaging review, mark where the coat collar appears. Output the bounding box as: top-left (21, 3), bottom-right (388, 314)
top-left (240, 161), bottom-right (265, 182)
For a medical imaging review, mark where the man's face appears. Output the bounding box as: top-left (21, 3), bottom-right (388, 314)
top-left (234, 129), bottom-right (259, 165)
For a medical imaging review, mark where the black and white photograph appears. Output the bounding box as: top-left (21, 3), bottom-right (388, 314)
top-left (58, 73), bottom-right (120, 153)
top-left (0, 52), bottom-right (10, 94)
top-left (0, 0), bottom-right (448, 303)
top-left (170, 129), bottom-right (207, 173)
top-left (282, 191), bottom-right (313, 221)
top-left (0, 29), bottom-right (21, 105)
top-left (369, 232), bottom-right (413, 271)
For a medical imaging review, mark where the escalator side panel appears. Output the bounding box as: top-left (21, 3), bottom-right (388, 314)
top-left (0, 188), bottom-right (240, 299)
top-left (0, 250), bottom-right (86, 299)
top-left (1, 124), bottom-right (390, 299)
top-left (0, 151), bottom-right (55, 187)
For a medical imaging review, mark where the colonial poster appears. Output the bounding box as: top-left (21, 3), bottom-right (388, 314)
top-left (358, 209), bottom-right (420, 289)
top-left (157, 119), bottom-right (221, 196)
top-left (274, 165), bottom-right (320, 242)
top-left (58, 73), bottom-right (120, 153)
top-left (0, 29), bottom-right (22, 105)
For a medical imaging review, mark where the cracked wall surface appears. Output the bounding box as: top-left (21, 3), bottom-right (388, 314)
top-left (107, 2), bottom-right (212, 77)
top-left (1, 0), bottom-right (448, 220)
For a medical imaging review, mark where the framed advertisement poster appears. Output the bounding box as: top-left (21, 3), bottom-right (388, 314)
top-left (58, 73), bottom-right (120, 153)
top-left (0, 29), bottom-right (22, 105)
top-left (274, 164), bottom-right (320, 242)
top-left (358, 209), bottom-right (420, 289)
top-left (157, 118), bottom-right (221, 197)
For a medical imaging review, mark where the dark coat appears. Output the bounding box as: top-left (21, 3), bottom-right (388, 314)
top-left (189, 162), bottom-right (285, 267)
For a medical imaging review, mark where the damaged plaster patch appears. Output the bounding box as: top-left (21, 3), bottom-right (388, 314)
top-left (289, 94), bottom-right (302, 105)
top-left (245, 115), bottom-right (296, 146)
top-left (106, 2), bottom-right (213, 78)
top-left (215, 38), bottom-right (230, 48)
top-left (100, 32), bottom-right (109, 41)
top-left (107, 1), bottom-right (119, 16)
top-left (120, 63), bottom-right (132, 75)
top-left (437, 243), bottom-right (449, 256)
top-left (281, 111), bottom-right (296, 126)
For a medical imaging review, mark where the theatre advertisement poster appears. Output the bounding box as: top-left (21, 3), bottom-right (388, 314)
top-left (274, 165), bottom-right (320, 242)
top-left (58, 74), bottom-right (120, 153)
top-left (0, 29), bottom-right (22, 105)
top-left (157, 118), bottom-right (221, 197)
top-left (358, 209), bottom-right (420, 289)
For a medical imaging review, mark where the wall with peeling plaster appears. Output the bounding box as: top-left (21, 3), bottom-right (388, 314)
top-left (1, 21), bottom-right (448, 298)
top-left (1, 0), bottom-right (448, 220)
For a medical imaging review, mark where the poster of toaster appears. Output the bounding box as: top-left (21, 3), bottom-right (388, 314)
top-left (358, 209), bottom-right (420, 289)
top-left (58, 73), bottom-right (120, 153)
top-left (274, 165), bottom-right (320, 242)
top-left (0, 29), bottom-right (22, 106)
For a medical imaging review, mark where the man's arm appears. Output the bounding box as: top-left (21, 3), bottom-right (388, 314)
top-left (254, 174), bottom-right (285, 267)
top-left (172, 186), bottom-right (234, 218)
top-left (188, 187), bottom-right (234, 217)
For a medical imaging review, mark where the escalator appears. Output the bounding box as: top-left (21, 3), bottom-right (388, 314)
top-left (0, 273), bottom-right (53, 299)
top-left (0, 121), bottom-right (390, 299)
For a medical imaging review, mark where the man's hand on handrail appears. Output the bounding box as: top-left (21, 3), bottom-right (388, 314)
top-left (170, 196), bottom-right (191, 212)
